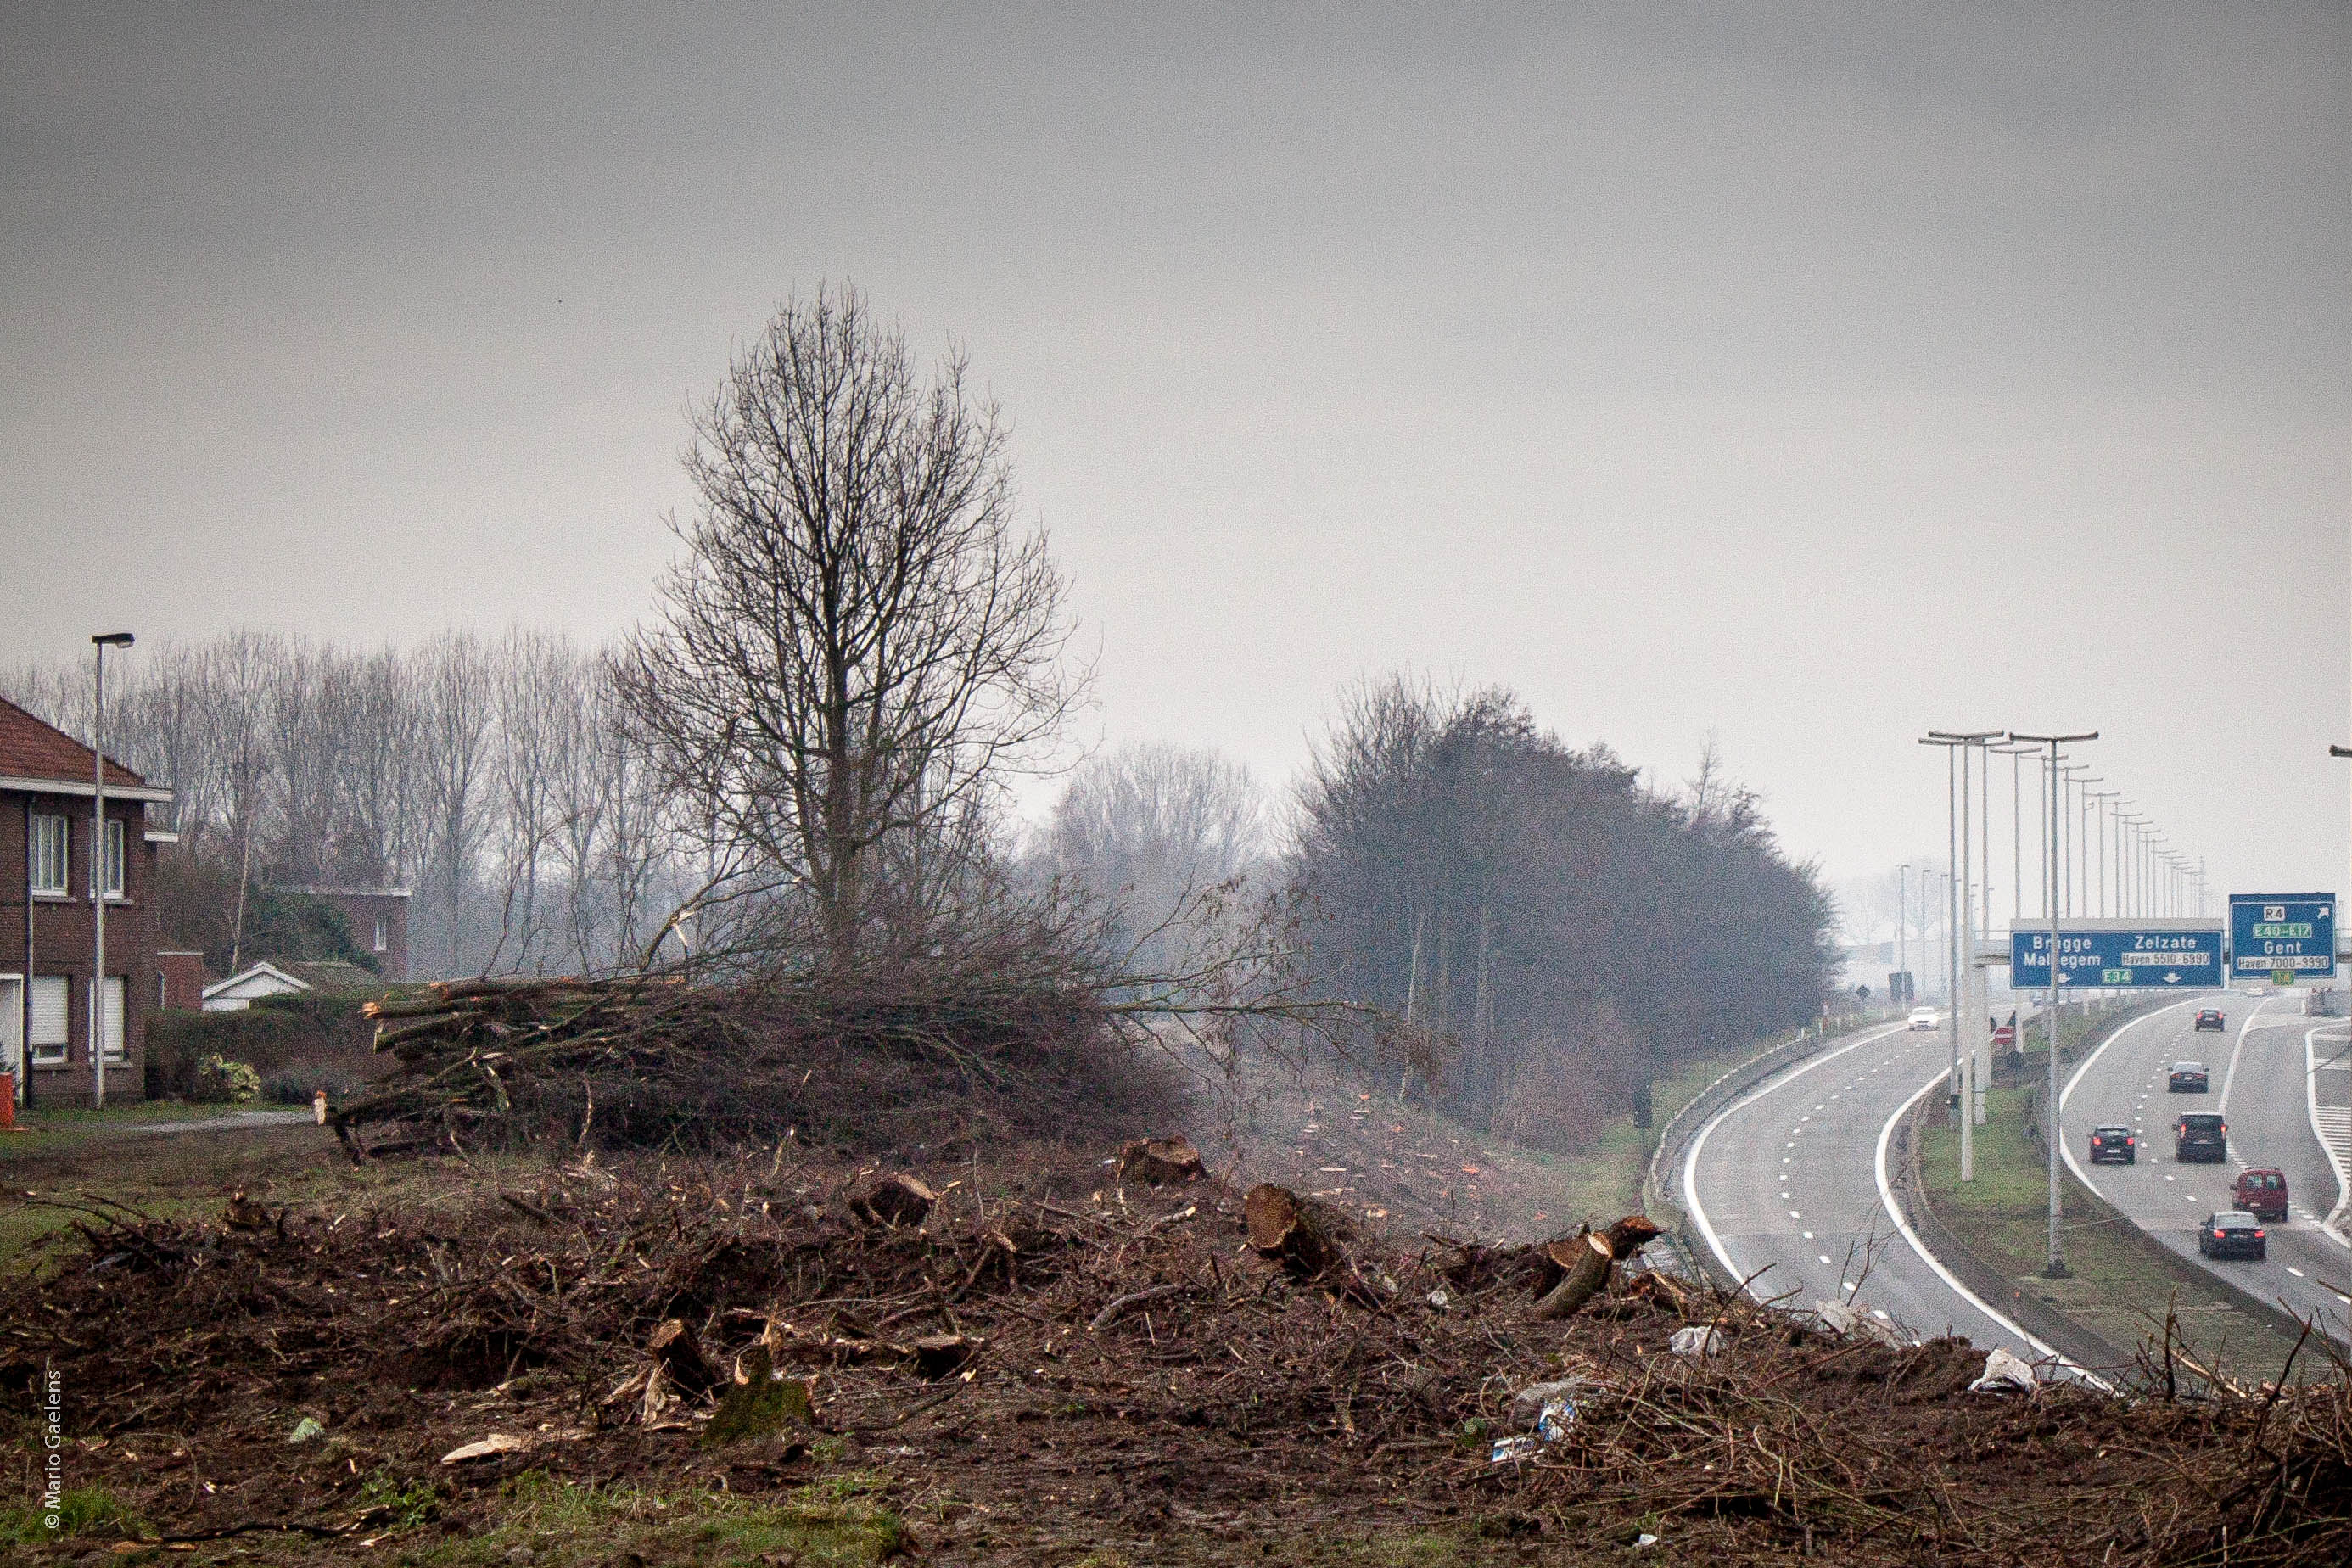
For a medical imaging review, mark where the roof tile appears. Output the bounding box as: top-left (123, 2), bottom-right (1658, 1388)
top-left (0, 697), bottom-right (146, 789)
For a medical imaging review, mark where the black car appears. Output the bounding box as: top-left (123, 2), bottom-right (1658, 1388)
top-left (2193, 1008), bottom-right (2225, 1031)
top-left (2087, 1125), bottom-right (2137, 1164)
top-left (2168, 1061), bottom-right (2209, 1093)
top-left (2197, 1211), bottom-right (2266, 1261)
top-left (2176, 1112), bottom-right (2227, 1162)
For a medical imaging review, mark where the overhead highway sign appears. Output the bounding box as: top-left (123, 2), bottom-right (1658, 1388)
top-left (2010, 926), bottom-right (2225, 988)
top-left (2226, 893), bottom-right (2336, 981)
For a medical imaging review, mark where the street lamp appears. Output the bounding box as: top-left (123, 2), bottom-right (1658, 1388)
top-left (1992, 742), bottom-right (2038, 928)
top-left (1926, 731), bottom-right (2001, 1171)
top-left (2010, 728), bottom-right (2097, 1279)
top-left (90, 631), bottom-right (133, 1110)
top-left (2085, 791), bottom-right (2118, 918)
top-left (1896, 863), bottom-right (1911, 1004)
top-left (2114, 812), bottom-right (2143, 918)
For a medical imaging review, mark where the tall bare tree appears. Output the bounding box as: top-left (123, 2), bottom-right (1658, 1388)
top-left (616, 285), bottom-right (1083, 972)
top-left (417, 631), bottom-right (496, 973)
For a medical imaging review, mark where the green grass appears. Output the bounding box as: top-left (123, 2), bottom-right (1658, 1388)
top-left (1919, 1070), bottom-right (2308, 1382)
top-left (0, 1483), bottom-right (147, 1544)
top-left (0, 1099), bottom-right (259, 1157)
top-left (372, 1469), bottom-right (904, 1567)
top-left (1512, 1013), bottom-right (1907, 1227)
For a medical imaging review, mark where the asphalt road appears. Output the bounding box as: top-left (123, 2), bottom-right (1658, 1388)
top-left (1684, 1016), bottom-right (2069, 1368)
top-left (2059, 993), bottom-right (2352, 1343)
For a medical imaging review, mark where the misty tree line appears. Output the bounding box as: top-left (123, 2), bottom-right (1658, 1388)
top-left (1291, 679), bottom-right (1837, 1148)
top-left (3, 631), bottom-right (685, 976)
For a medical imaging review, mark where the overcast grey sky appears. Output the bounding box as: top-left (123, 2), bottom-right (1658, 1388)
top-left (3, 3), bottom-right (2347, 911)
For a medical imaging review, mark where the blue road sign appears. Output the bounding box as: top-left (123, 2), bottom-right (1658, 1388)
top-left (2227, 894), bottom-right (2337, 980)
top-left (2011, 928), bottom-right (2225, 989)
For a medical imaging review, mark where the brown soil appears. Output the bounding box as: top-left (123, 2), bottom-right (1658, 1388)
top-left (2, 1140), bottom-right (2346, 1565)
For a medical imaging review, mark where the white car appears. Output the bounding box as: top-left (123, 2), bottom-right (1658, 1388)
top-left (1907, 1007), bottom-right (1938, 1031)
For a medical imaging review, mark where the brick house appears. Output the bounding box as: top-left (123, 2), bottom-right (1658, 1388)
top-left (0, 698), bottom-right (173, 1106)
top-left (276, 885), bottom-right (411, 979)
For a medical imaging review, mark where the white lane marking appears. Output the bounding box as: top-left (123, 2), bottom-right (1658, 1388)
top-left (1818, 1254), bottom-right (1832, 1264)
top-left (1683, 1022), bottom-right (1910, 1294)
top-left (2215, 1001), bottom-right (2269, 1115)
top-left (1801, 1230), bottom-right (1813, 1240)
top-left (1874, 1063), bottom-right (2103, 1386)
top-left (2060, 998), bottom-right (2209, 1206)
top-left (2303, 1024), bottom-right (2351, 1248)
top-left (2287, 1266), bottom-right (2305, 1278)
top-left (1788, 1210), bottom-right (1801, 1218)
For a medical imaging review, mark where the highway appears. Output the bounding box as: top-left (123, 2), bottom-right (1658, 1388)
top-left (2059, 993), bottom-right (2352, 1344)
top-left (1683, 1016), bottom-right (2075, 1370)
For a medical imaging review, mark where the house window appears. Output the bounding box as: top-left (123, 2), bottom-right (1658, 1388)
top-left (103, 819), bottom-right (125, 899)
top-left (28, 977), bottom-right (68, 1066)
top-left (372, 916), bottom-right (387, 953)
top-left (28, 815), bottom-right (68, 897)
top-left (101, 976), bottom-right (125, 1061)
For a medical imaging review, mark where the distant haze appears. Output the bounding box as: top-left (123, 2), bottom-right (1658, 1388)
top-left (3, 3), bottom-right (2346, 914)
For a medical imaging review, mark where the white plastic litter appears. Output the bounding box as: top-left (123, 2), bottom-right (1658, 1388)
top-left (1509, 1377), bottom-right (1598, 1428)
top-left (1489, 1434), bottom-right (1544, 1464)
top-left (1668, 1324), bottom-right (1726, 1358)
top-left (1812, 1298), bottom-right (1861, 1336)
top-left (1536, 1398), bottom-right (1576, 1441)
top-left (286, 1415), bottom-right (325, 1444)
top-left (1425, 1287), bottom-right (1452, 1311)
top-left (1813, 1298), bottom-right (1903, 1348)
top-left (1967, 1347), bottom-right (2039, 1393)
top-left (1635, 1534), bottom-right (1660, 1548)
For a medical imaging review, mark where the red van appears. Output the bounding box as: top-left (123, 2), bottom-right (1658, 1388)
top-left (2232, 1168), bottom-right (2288, 1223)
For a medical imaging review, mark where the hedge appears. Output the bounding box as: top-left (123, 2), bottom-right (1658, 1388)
top-left (145, 989), bottom-right (391, 1100)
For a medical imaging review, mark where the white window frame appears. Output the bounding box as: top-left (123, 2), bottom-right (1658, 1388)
top-left (103, 818), bottom-right (126, 900)
top-left (28, 976), bottom-right (69, 1066)
top-left (27, 814), bottom-right (68, 898)
top-left (100, 976), bottom-right (126, 1062)
top-left (372, 916), bottom-right (388, 953)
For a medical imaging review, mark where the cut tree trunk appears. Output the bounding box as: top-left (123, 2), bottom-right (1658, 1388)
top-left (850, 1173), bottom-right (938, 1228)
top-left (1528, 1230), bottom-right (1613, 1320)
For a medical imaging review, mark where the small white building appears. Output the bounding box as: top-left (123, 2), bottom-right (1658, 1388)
top-left (200, 961), bottom-right (313, 1012)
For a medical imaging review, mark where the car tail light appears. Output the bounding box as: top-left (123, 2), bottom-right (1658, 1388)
top-left (2254, 1229), bottom-right (2265, 1239)
top-left (2125, 1136), bottom-right (2135, 1145)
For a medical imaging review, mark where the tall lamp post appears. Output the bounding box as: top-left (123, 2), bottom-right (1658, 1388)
top-left (2085, 790), bottom-right (2118, 917)
top-left (1927, 731), bottom-right (2001, 1173)
top-left (90, 631), bottom-right (134, 1110)
top-left (2011, 728), bottom-right (2097, 1278)
top-left (2115, 812), bottom-right (2143, 919)
top-left (1896, 863), bottom-right (1911, 1003)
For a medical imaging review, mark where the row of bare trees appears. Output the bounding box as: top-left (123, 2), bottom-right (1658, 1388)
top-left (1290, 677), bottom-right (1838, 1148)
top-left (3, 630), bottom-right (687, 977)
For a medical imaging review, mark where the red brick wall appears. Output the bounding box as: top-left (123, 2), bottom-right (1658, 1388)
top-left (156, 950), bottom-right (204, 1013)
top-left (0, 791), bottom-right (159, 1106)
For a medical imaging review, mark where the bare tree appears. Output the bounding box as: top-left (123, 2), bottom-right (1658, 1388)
top-left (1043, 742), bottom-right (1264, 972)
top-left (616, 285), bottom-right (1083, 972)
top-left (417, 631), bottom-right (496, 973)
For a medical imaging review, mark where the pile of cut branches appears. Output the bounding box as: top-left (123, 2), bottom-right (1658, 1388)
top-left (5, 1144), bottom-right (2347, 1564)
top-left (329, 972), bottom-right (1178, 1159)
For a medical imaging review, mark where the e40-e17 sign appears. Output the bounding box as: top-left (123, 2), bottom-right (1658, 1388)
top-left (2227, 894), bottom-right (2337, 980)
top-left (2011, 929), bottom-right (2225, 988)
